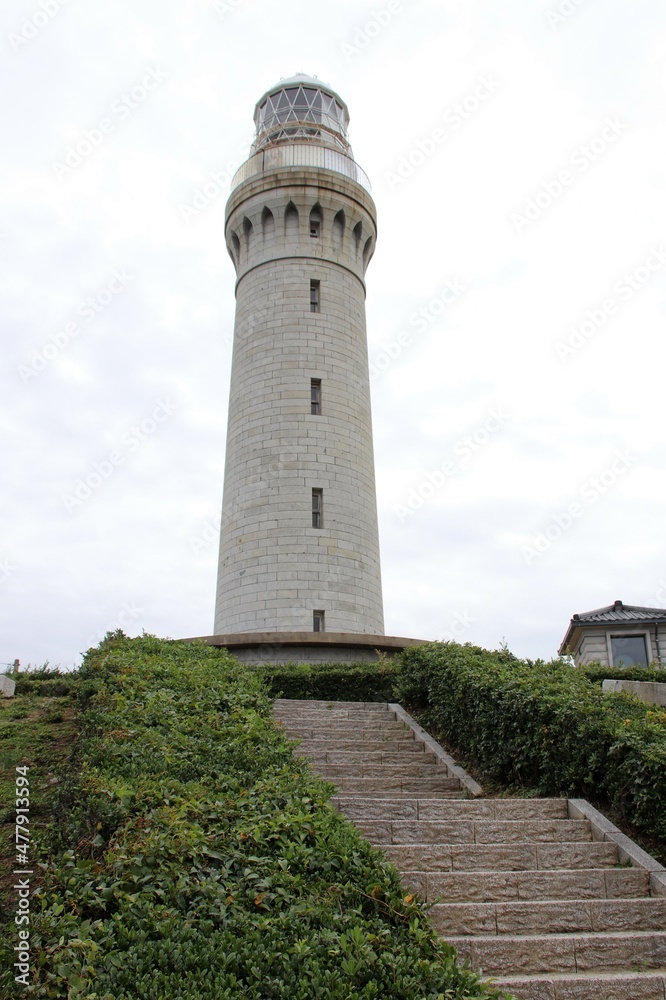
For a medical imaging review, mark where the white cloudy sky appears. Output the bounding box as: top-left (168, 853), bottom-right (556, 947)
top-left (2, 0), bottom-right (665, 670)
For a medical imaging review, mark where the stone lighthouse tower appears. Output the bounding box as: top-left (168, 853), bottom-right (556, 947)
top-left (203, 76), bottom-right (421, 663)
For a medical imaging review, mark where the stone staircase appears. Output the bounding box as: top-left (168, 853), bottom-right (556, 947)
top-left (274, 698), bottom-right (666, 1000)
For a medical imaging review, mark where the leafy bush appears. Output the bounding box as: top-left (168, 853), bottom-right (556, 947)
top-left (2, 636), bottom-right (501, 999)
top-left (581, 662), bottom-right (666, 685)
top-left (396, 641), bottom-right (666, 847)
top-left (12, 666), bottom-right (79, 698)
top-left (255, 659), bottom-right (398, 703)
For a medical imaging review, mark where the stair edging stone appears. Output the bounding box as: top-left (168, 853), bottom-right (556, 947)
top-left (389, 702), bottom-right (484, 797)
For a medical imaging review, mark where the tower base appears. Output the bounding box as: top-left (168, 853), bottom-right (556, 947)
top-left (180, 631), bottom-right (427, 666)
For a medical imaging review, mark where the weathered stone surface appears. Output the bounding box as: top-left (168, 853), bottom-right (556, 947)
top-left (448, 933), bottom-right (577, 975)
top-left (451, 844), bottom-right (538, 871)
top-left (332, 797), bottom-right (418, 821)
top-left (418, 800), bottom-right (495, 821)
top-left (0, 674), bottom-right (16, 697)
top-left (573, 931), bottom-right (666, 971)
top-left (604, 869), bottom-right (650, 898)
top-left (381, 845), bottom-right (453, 871)
top-left (390, 820), bottom-right (476, 844)
top-left (473, 819), bottom-right (591, 844)
top-left (589, 898), bottom-right (666, 932)
top-left (429, 902), bottom-right (498, 936)
top-left (536, 842), bottom-right (617, 870)
top-left (493, 799), bottom-right (568, 821)
top-left (491, 973), bottom-right (666, 1000)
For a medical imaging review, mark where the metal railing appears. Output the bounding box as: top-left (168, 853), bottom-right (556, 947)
top-left (230, 143), bottom-right (372, 195)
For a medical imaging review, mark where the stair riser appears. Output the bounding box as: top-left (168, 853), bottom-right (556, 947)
top-left (328, 778), bottom-right (462, 795)
top-left (278, 725), bottom-right (412, 739)
top-left (429, 899), bottom-right (666, 936)
top-left (274, 698), bottom-right (388, 714)
top-left (295, 740), bottom-right (423, 754)
top-left (422, 869), bottom-right (650, 902)
top-left (381, 842), bottom-right (619, 872)
top-left (333, 797), bottom-right (568, 822)
top-left (274, 711), bottom-right (396, 723)
top-left (310, 763), bottom-right (445, 778)
top-left (491, 972), bottom-right (666, 1000)
top-left (449, 933), bottom-right (666, 976)
top-left (360, 819), bottom-right (591, 845)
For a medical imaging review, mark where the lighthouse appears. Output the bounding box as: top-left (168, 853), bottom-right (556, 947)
top-left (214, 73), bottom-right (384, 636)
top-left (197, 76), bottom-right (422, 664)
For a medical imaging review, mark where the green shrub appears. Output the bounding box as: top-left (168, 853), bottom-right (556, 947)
top-left (1, 636), bottom-right (501, 999)
top-left (396, 641), bottom-right (666, 847)
top-left (582, 662), bottom-right (666, 685)
top-left (255, 659), bottom-right (398, 703)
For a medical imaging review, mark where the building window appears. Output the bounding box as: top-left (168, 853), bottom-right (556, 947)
top-left (310, 279), bottom-right (320, 313)
top-left (610, 634), bottom-right (649, 668)
top-left (311, 488), bottom-right (323, 528)
top-left (311, 378), bottom-right (321, 415)
top-left (313, 610), bottom-right (325, 632)
top-left (310, 220), bottom-right (321, 238)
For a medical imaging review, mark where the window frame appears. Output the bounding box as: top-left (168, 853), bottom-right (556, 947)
top-left (607, 631), bottom-right (651, 668)
top-left (310, 378), bottom-right (322, 415)
top-left (313, 610), bottom-right (325, 632)
top-left (310, 279), bottom-right (320, 313)
top-left (311, 488), bottom-right (323, 529)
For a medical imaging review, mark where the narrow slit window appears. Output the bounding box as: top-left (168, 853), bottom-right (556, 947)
top-left (311, 378), bottom-right (321, 415)
top-left (313, 610), bottom-right (325, 632)
top-left (310, 220), bottom-right (321, 238)
top-left (310, 279), bottom-right (320, 313)
top-left (311, 488), bottom-right (323, 528)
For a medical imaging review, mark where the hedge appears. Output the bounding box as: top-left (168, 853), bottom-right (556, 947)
top-left (2, 635), bottom-right (502, 999)
top-left (581, 663), bottom-right (666, 685)
top-left (395, 641), bottom-right (666, 848)
top-left (254, 659), bottom-right (398, 703)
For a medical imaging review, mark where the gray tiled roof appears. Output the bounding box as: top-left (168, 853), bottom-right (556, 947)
top-left (559, 600), bottom-right (666, 655)
top-left (572, 602), bottom-right (666, 624)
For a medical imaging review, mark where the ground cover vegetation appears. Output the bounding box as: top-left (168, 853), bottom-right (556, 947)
top-left (1, 636), bottom-right (502, 1000)
top-left (395, 642), bottom-right (666, 853)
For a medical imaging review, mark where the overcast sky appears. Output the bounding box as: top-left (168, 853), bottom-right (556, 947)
top-left (2, 0), bottom-right (665, 670)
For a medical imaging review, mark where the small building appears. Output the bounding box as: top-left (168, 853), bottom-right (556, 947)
top-left (559, 600), bottom-right (666, 668)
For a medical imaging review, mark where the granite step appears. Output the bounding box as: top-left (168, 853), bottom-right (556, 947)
top-left (491, 970), bottom-right (666, 999)
top-left (447, 931), bottom-right (666, 977)
top-left (274, 699), bottom-right (391, 712)
top-left (402, 868), bottom-right (650, 902)
top-left (278, 723), bottom-right (413, 739)
top-left (381, 841), bottom-right (620, 873)
top-left (275, 699), bottom-right (666, 998)
top-left (313, 760), bottom-right (447, 779)
top-left (428, 898), bottom-right (666, 936)
top-left (333, 796), bottom-right (569, 822)
top-left (326, 776), bottom-right (463, 796)
top-left (358, 818), bottom-right (592, 845)
top-left (294, 738), bottom-right (424, 754)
